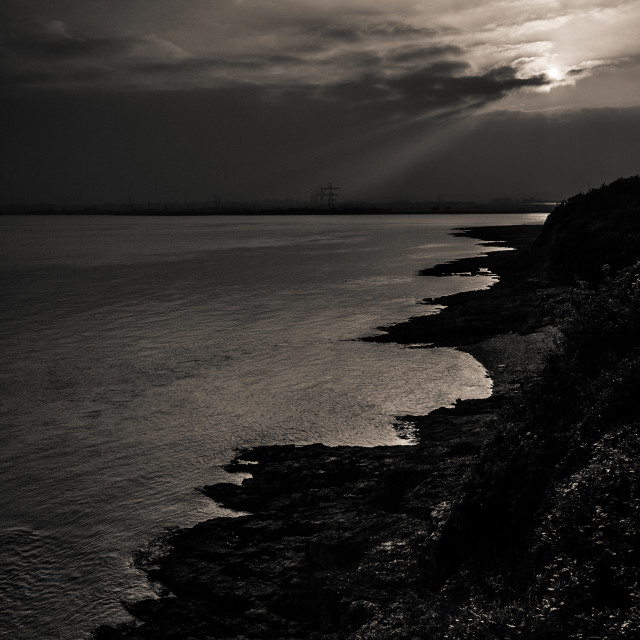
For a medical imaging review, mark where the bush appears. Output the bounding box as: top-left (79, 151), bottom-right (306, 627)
top-left (425, 261), bottom-right (640, 638)
top-left (535, 176), bottom-right (640, 283)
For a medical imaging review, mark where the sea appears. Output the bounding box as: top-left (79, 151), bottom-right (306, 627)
top-left (0, 213), bottom-right (547, 639)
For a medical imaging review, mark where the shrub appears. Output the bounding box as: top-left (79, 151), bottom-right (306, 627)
top-left (426, 261), bottom-right (640, 638)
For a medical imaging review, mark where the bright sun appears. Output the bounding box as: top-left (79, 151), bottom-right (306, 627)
top-left (547, 67), bottom-right (562, 80)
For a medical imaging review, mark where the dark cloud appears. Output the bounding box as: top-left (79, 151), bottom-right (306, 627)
top-left (297, 20), bottom-right (443, 45)
top-left (1, 0), bottom-right (638, 205)
top-left (1, 19), bottom-right (132, 59)
top-left (388, 45), bottom-right (465, 64)
top-left (322, 61), bottom-right (549, 119)
top-left (323, 75), bottom-right (391, 105)
top-left (337, 50), bottom-right (384, 70)
top-left (317, 25), bottom-right (363, 42)
top-left (132, 55), bottom-right (304, 79)
top-left (0, 57), bottom-right (120, 91)
top-left (368, 22), bottom-right (444, 39)
top-left (3, 87), bottom-right (639, 205)
top-left (1, 13), bottom-right (550, 122)
top-left (0, 20), bottom-right (144, 90)
top-left (265, 54), bottom-right (305, 66)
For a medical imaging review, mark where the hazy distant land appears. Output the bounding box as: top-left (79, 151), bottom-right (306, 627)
top-left (1, 199), bottom-right (554, 216)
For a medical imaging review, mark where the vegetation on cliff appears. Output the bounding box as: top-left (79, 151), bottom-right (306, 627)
top-left (424, 177), bottom-right (640, 639)
top-left (534, 175), bottom-right (640, 283)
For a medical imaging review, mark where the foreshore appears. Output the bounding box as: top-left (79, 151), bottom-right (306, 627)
top-left (95, 222), bottom-right (558, 640)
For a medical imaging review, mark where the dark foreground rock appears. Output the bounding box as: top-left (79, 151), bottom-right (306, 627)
top-left (97, 440), bottom-right (481, 640)
top-left (94, 222), bottom-right (554, 640)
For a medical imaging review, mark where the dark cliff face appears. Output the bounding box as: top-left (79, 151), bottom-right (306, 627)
top-left (533, 175), bottom-right (640, 283)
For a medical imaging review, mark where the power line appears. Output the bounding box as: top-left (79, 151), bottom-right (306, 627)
top-left (317, 182), bottom-right (340, 210)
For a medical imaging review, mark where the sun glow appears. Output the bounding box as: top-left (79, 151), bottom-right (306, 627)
top-left (547, 66), bottom-right (562, 80)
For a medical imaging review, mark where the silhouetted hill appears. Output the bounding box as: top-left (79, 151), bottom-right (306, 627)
top-left (533, 175), bottom-right (640, 283)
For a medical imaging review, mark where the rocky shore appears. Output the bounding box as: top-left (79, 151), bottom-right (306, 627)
top-left (94, 222), bottom-right (556, 640)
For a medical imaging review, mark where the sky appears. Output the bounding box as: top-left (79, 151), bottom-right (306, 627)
top-left (2, 0), bottom-right (640, 205)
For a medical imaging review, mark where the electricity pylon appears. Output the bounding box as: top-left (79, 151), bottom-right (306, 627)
top-left (318, 182), bottom-right (340, 210)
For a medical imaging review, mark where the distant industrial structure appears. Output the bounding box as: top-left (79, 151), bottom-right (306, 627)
top-left (311, 182), bottom-right (340, 210)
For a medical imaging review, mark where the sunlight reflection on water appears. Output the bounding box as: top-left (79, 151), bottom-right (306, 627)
top-left (0, 213), bottom-right (546, 639)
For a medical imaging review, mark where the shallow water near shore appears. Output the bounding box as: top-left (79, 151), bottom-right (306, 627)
top-left (0, 213), bottom-right (546, 639)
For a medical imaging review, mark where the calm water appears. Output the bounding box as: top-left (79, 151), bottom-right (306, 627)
top-left (0, 213), bottom-right (546, 639)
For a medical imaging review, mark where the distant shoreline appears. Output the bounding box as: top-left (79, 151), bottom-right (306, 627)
top-left (1, 206), bottom-right (554, 217)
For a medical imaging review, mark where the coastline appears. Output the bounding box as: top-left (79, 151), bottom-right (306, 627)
top-left (94, 222), bottom-right (556, 640)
